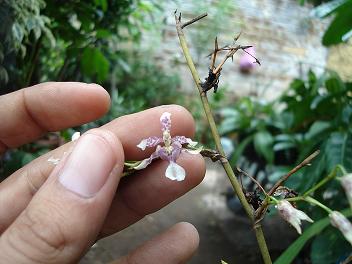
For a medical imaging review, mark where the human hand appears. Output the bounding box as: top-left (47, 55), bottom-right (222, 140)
top-left (0, 82), bottom-right (205, 263)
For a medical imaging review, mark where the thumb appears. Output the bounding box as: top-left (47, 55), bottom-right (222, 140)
top-left (0, 130), bottom-right (124, 264)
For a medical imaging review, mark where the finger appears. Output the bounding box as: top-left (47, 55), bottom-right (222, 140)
top-left (100, 152), bottom-right (205, 236)
top-left (0, 105), bottom-right (196, 232)
top-left (0, 82), bottom-right (110, 154)
top-left (112, 222), bottom-right (199, 264)
top-left (0, 129), bottom-right (124, 263)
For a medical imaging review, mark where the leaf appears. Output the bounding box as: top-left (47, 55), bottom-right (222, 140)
top-left (305, 121), bottom-right (331, 141)
top-left (274, 208), bottom-right (352, 264)
top-left (273, 141), bottom-right (296, 152)
top-left (310, 0), bottom-right (351, 18)
top-left (325, 132), bottom-right (352, 173)
top-left (254, 130), bottom-right (274, 163)
top-left (229, 135), bottom-right (254, 165)
top-left (81, 47), bottom-right (110, 82)
top-left (311, 227), bottom-right (351, 264)
top-left (322, 7), bottom-right (352, 46)
top-left (325, 73), bottom-right (345, 93)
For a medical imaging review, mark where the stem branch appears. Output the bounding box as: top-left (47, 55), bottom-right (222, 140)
top-left (175, 13), bottom-right (272, 264)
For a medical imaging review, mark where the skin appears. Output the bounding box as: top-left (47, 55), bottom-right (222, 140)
top-left (0, 82), bottom-right (206, 264)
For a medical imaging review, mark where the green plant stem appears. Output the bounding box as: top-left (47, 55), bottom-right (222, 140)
top-left (284, 196), bottom-right (332, 213)
top-left (303, 164), bottom-right (346, 197)
top-left (175, 15), bottom-right (272, 264)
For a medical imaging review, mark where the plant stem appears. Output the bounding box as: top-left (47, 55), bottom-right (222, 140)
top-left (175, 14), bottom-right (272, 264)
top-left (256, 150), bottom-right (320, 219)
top-left (284, 196), bottom-right (332, 213)
top-left (303, 164), bottom-right (346, 197)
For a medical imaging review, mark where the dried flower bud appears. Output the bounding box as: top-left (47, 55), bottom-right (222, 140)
top-left (329, 211), bottom-right (352, 246)
top-left (276, 200), bottom-right (313, 234)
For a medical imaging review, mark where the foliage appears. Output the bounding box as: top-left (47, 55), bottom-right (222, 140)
top-left (301, 0), bottom-right (352, 46)
top-left (0, 0), bottom-right (159, 91)
top-left (220, 70), bottom-right (352, 262)
top-left (274, 208), bottom-right (352, 264)
top-left (0, 0), bottom-right (187, 178)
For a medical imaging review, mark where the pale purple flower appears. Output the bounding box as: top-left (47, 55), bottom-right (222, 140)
top-left (276, 200), bottom-right (313, 234)
top-left (329, 211), bottom-right (352, 246)
top-left (341, 174), bottom-right (352, 208)
top-left (239, 47), bottom-right (256, 73)
top-left (135, 112), bottom-right (199, 181)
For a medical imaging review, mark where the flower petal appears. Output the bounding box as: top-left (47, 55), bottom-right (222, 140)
top-left (137, 136), bottom-right (162, 150)
top-left (48, 157), bottom-right (60, 165)
top-left (134, 150), bottom-right (160, 170)
top-left (160, 112), bottom-right (171, 132)
top-left (71, 132), bottom-right (81, 141)
top-left (172, 136), bottom-right (197, 147)
top-left (330, 211), bottom-right (352, 246)
top-left (165, 161), bottom-right (186, 181)
top-left (183, 146), bottom-right (203, 155)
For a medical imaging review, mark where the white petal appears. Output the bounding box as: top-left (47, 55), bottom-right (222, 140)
top-left (165, 162), bottom-right (186, 181)
top-left (134, 159), bottom-right (150, 170)
top-left (48, 157), bottom-right (60, 165)
top-left (137, 139), bottom-right (148, 150)
top-left (71, 132), bottom-right (81, 141)
top-left (296, 210), bottom-right (314, 223)
top-left (183, 146), bottom-right (203, 155)
top-left (186, 138), bottom-right (198, 147)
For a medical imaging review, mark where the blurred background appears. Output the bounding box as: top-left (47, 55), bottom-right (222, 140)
top-left (0, 0), bottom-right (351, 263)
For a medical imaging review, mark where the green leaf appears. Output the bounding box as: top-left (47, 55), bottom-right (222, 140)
top-left (81, 47), bottom-right (110, 82)
top-left (311, 227), bottom-right (351, 264)
top-left (229, 135), bottom-right (254, 165)
top-left (274, 208), bottom-right (352, 264)
top-left (273, 141), bottom-right (296, 151)
top-left (254, 130), bottom-right (274, 163)
top-left (325, 132), bottom-right (352, 172)
top-left (310, 0), bottom-right (351, 18)
top-left (305, 121), bottom-right (331, 141)
top-left (322, 7), bottom-right (352, 46)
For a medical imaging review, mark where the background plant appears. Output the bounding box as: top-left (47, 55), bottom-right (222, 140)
top-left (220, 69), bottom-right (352, 263)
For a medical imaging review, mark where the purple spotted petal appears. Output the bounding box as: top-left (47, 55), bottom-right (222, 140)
top-left (172, 136), bottom-right (197, 146)
top-left (157, 147), bottom-right (170, 161)
top-left (170, 142), bottom-right (182, 162)
top-left (134, 148), bottom-right (161, 170)
top-left (137, 136), bottom-right (162, 150)
top-left (160, 112), bottom-right (171, 132)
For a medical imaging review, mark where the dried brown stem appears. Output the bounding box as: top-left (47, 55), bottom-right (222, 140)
top-left (255, 150), bottom-right (320, 219)
top-left (181, 12), bottom-right (208, 28)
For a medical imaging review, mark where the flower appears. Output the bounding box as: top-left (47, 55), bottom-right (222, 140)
top-left (276, 200), bottom-right (313, 234)
top-left (329, 211), bottom-right (352, 246)
top-left (135, 112), bottom-right (199, 181)
top-left (239, 47), bottom-right (256, 73)
top-left (341, 174), bottom-right (352, 208)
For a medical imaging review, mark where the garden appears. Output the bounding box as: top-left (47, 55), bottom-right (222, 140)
top-left (0, 0), bottom-right (351, 263)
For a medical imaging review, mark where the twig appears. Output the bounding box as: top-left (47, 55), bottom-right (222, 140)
top-left (235, 167), bottom-right (268, 196)
top-left (256, 150), bottom-right (320, 219)
top-left (175, 12), bottom-right (272, 264)
top-left (181, 12), bottom-right (208, 29)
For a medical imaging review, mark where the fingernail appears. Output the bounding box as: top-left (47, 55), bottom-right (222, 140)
top-left (59, 134), bottom-right (116, 197)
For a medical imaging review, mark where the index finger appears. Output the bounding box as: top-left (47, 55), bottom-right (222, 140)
top-left (0, 82), bottom-right (110, 155)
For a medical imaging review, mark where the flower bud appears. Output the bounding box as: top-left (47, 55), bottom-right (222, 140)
top-left (276, 200), bottom-right (313, 234)
top-left (341, 174), bottom-right (352, 208)
top-left (329, 211), bottom-right (352, 246)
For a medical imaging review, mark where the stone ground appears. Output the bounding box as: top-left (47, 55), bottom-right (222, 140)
top-left (80, 161), bottom-right (299, 264)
